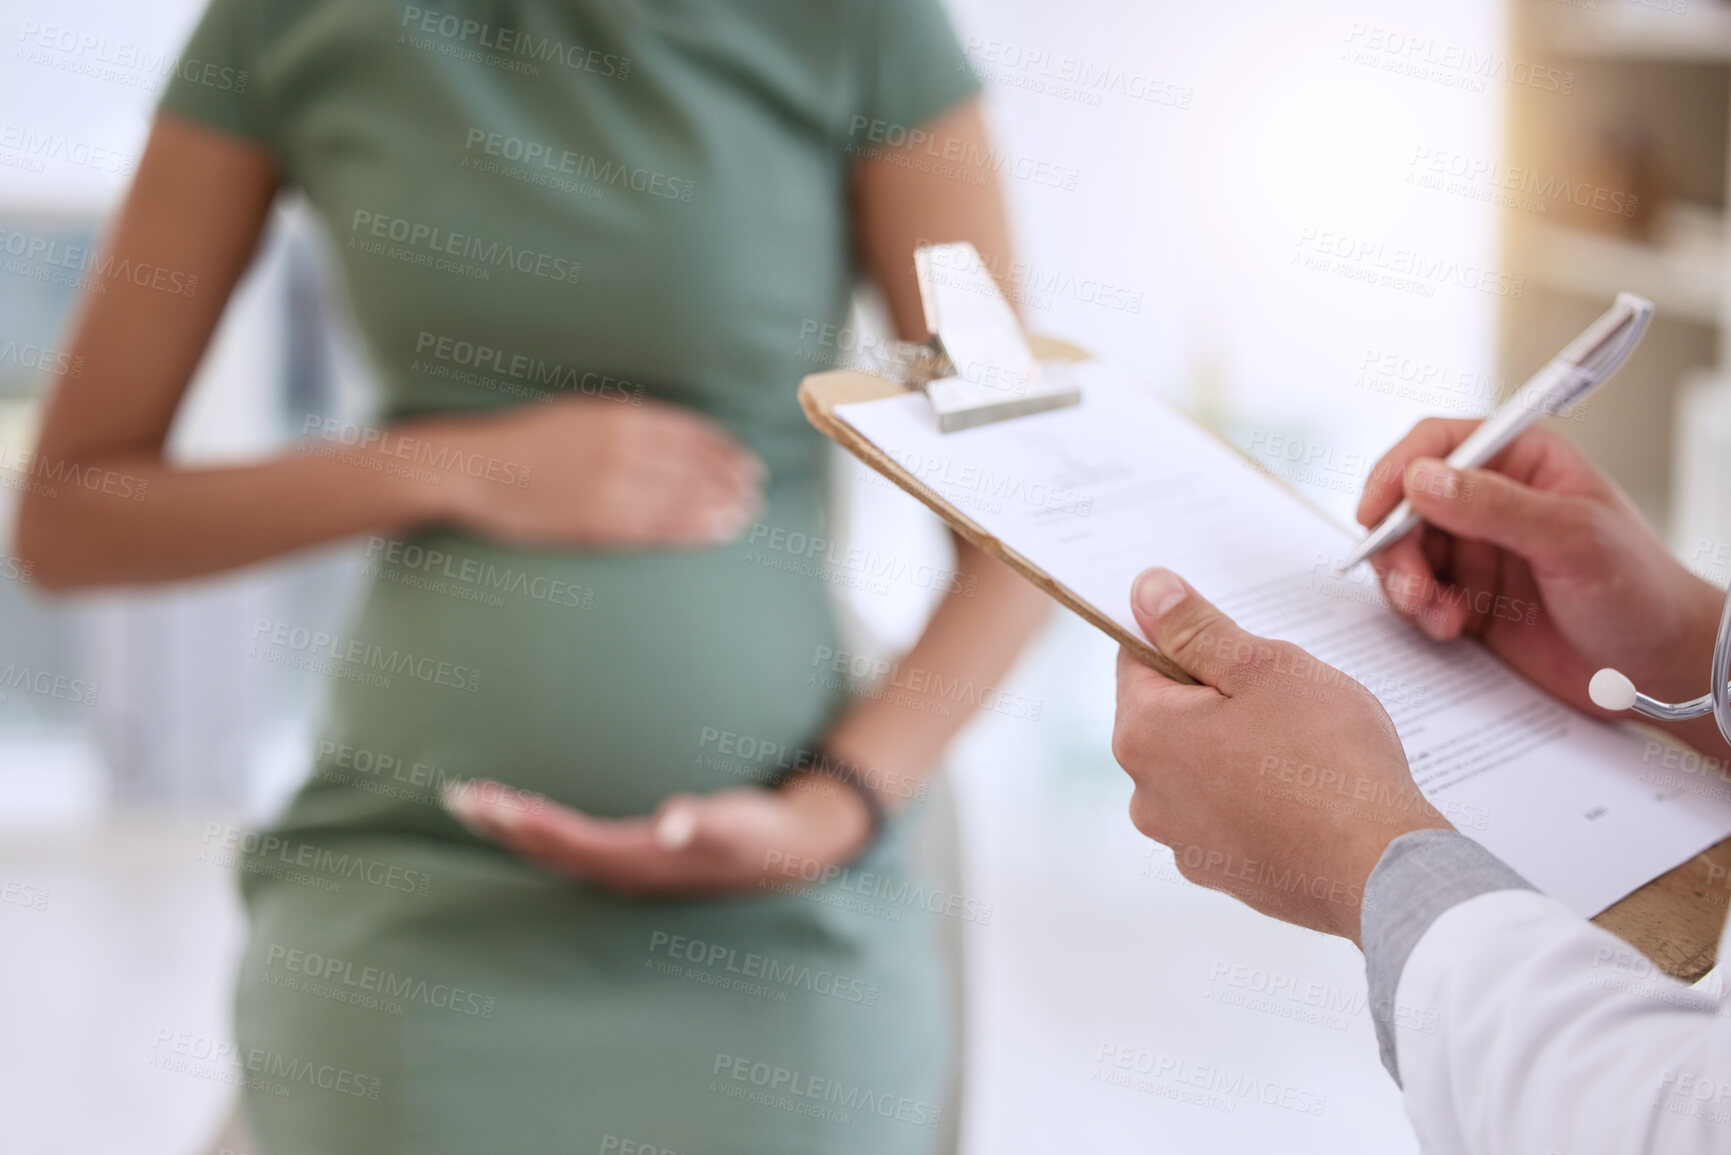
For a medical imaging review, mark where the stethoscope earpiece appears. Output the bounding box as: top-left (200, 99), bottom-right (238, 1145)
top-left (1589, 668), bottom-right (1638, 712)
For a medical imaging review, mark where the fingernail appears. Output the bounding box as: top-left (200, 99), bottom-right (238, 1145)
top-left (1417, 608), bottom-right (1452, 641)
top-left (1407, 458), bottom-right (1460, 501)
top-left (702, 506), bottom-right (748, 543)
top-left (445, 780), bottom-right (521, 831)
top-left (440, 781), bottom-right (487, 835)
top-left (1133, 568), bottom-right (1187, 619)
top-left (654, 806), bottom-right (697, 851)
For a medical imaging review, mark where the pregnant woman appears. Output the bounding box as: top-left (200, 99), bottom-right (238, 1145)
top-left (15, 1), bottom-right (1049, 1151)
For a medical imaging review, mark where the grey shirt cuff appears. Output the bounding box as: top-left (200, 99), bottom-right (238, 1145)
top-left (1361, 828), bottom-right (1535, 1086)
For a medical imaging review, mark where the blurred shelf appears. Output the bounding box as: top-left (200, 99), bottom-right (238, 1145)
top-left (1513, 218), bottom-right (1724, 325)
top-left (1530, 4), bottom-right (1731, 61)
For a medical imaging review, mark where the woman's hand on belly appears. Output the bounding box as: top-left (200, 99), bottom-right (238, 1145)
top-left (404, 396), bottom-right (765, 549)
top-left (441, 773), bottom-right (873, 897)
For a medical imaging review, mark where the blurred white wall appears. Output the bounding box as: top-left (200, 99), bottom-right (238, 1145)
top-left (948, 0), bottom-right (1508, 524)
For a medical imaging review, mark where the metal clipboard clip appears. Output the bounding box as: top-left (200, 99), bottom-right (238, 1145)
top-left (863, 242), bottom-right (1083, 433)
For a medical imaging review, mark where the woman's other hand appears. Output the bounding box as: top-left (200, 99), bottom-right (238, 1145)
top-left (441, 772), bottom-right (875, 897)
top-left (402, 396), bottom-right (766, 550)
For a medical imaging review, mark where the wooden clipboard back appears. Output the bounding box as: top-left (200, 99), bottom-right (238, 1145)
top-left (799, 336), bottom-right (1731, 982)
top-left (798, 336), bottom-right (1187, 684)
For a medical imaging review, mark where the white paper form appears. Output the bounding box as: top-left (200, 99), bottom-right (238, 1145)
top-left (837, 360), bottom-right (1731, 916)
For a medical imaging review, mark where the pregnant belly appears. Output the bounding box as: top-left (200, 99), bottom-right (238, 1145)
top-left (299, 497), bottom-right (847, 825)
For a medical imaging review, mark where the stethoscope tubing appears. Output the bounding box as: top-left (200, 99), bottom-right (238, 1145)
top-left (1628, 584), bottom-right (1731, 745)
top-left (1713, 581), bottom-right (1731, 746)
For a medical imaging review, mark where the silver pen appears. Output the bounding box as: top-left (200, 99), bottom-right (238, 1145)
top-left (1338, 292), bottom-right (1654, 574)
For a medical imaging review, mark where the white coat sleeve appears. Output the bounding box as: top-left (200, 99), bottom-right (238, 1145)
top-left (1363, 830), bottom-right (1731, 1155)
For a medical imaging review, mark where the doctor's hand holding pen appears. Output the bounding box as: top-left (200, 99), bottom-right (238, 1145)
top-left (1354, 417), bottom-right (1729, 760)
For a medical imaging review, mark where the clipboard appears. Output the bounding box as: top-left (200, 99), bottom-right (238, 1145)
top-left (799, 335), bottom-right (1181, 683)
top-left (798, 314), bottom-right (1731, 982)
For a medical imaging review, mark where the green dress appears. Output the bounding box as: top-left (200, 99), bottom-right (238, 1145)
top-left (162, 2), bottom-right (979, 1150)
